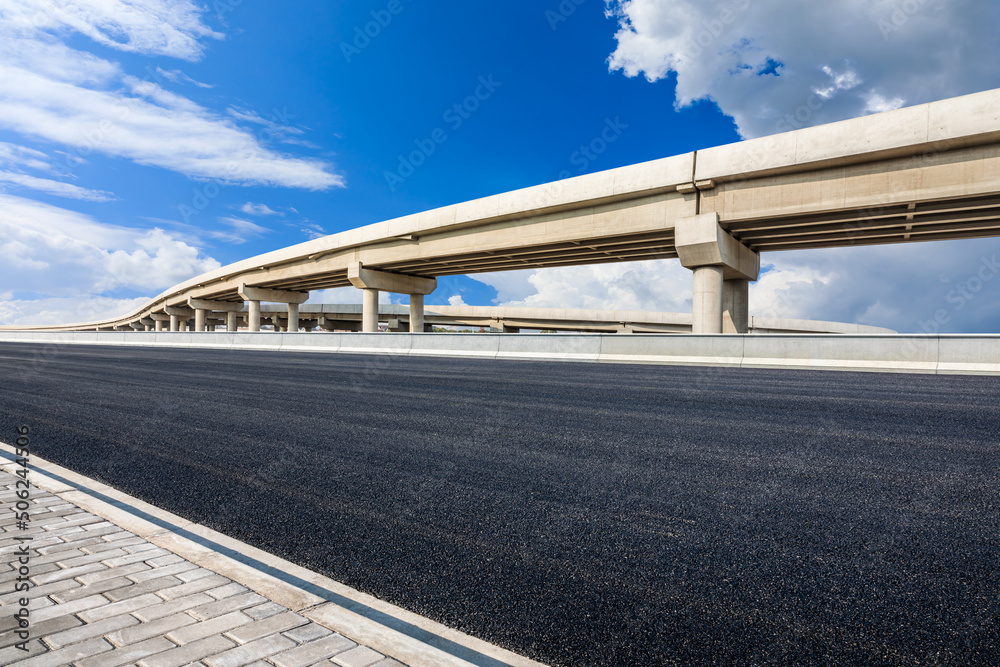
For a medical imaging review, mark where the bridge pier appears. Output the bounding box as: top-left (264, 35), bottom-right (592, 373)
top-left (349, 262), bottom-right (437, 333)
top-left (362, 289), bottom-right (379, 333)
top-left (675, 213), bottom-right (759, 334)
top-left (239, 285), bottom-right (308, 334)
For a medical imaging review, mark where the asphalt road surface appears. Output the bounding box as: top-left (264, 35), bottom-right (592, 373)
top-left (1, 342), bottom-right (998, 666)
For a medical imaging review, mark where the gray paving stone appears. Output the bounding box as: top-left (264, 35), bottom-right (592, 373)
top-left (202, 633), bottom-right (296, 667)
top-left (147, 553), bottom-right (185, 567)
top-left (270, 633), bottom-right (356, 667)
top-left (206, 582), bottom-right (248, 600)
top-left (244, 601), bottom-right (285, 620)
top-left (2, 636), bottom-right (112, 667)
top-left (107, 611), bottom-right (197, 646)
top-left (225, 610), bottom-right (308, 645)
top-left (0, 614), bottom-right (81, 650)
top-left (128, 560), bottom-right (199, 583)
top-left (104, 530), bottom-right (138, 541)
top-left (36, 537), bottom-right (103, 555)
top-left (188, 591), bottom-right (268, 621)
top-left (125, 542), bottom-right (164, 554)
top-left (103, 574), bottom-right (184, 602)
top-left (332, 646), bottom-right (386, 667)
top-left (54, 547), bottom-right (128, 569)
top-left (177, 567), bottom-right (217, 583)
top-left (43, 612), bottom-right (140, 649)
top-left (76, 560), bottom-right (150, 585)
top-left (0, 577), bottom-right (78, 606)
top-left (137, 635), bottom-right (237, 667)
top-left (0, 637), bottom-right (48, 664)
top-left (81, 536), bottom-right (146, 553)
top-left (166, 610), bottom-right (253, 646)
top-left (102, 548), bottom-right (171, 567)
top-left (133, 592), bottom-right (215, 622)
top-left (31, 593), bottom-right (108, 624)
top-left (77, 592), bottom-right (164, 623)
top-left (77, 635), bottom-right (176, 667)
top-left (31, 561), bottom-right (106, 585)
top-left (370, 659), bottom-right (407, 667)
top-left (2, 561), bottom-right (60, 581)
top-left (283, 622), bottom-right (333, 643)
top-left (48, 575), bottom-right (134, 603)
top-left (157, 573), bottom-right (229, 600)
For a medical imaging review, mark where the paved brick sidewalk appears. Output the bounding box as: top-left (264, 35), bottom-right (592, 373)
top-left (0, 470), bottom-right (406, 667)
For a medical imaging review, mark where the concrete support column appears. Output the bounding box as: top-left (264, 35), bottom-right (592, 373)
top-left (675, 213), bottom-right (760, 335)
top-left (692, 266), bottom-right (724, 334)
top-left (169, 315), bottom-right (179, 332)
top-left (287, 303), bottom-right (300, 332)
top-left (194, 309), bottom-right (207, 332)
top-left (362, 288), bottom-right (379, 333)
top-left (248, 300), bottom-right (261, 332)
top-left (409, 294), bottom-right (424, 334)
top-left (723, 279), bottom-right (750, 334)
top-left (227, 312), bottom-right (238, 332)
top-left (180, 319), bottom-right (190, 332)
top-left (155, 320), bottom-right (164, 332)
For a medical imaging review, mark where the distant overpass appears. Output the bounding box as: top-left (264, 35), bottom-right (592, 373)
top-left (9, 88), bottom-right (1000, 335)
top-left (101, 303), bottom-right (892, 335)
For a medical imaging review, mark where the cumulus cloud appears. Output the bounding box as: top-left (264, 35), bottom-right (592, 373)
top-left (0, 194), bottom-right (219, 307)
top-left (606, 0), bottom-right (1000, 138)
top-left (472, 261), bottom-right (693, 312)
top-left (750, 239), bottom-right (1000, 333)
top-left (0, 1), bottom-right (343, 189)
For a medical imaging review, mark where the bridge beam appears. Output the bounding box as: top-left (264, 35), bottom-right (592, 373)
top-left (348, 263), bottom-right (436, 333)
top-left (675, 213), bottom-right (759, 334)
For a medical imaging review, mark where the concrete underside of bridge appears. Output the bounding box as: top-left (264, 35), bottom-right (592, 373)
top-left (6, 88), bottom-right (1000, 336)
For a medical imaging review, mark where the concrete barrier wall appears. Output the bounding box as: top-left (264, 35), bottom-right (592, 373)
top-left (2, 331), bottom-right (1000, 375)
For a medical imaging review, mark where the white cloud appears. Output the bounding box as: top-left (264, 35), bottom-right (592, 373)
top-left (471, 260), bottom-right (693, 312)
top-left (750, 240), bottom-right (1000, 333)
top-left (447, 294), bottom-right (467, 306)
top-left (240, 202), bottom-right (283, 216)
top-left (0, 194), bottom-right (219, 301)
top-left (208, 216), bottom-right (271, 244)
top-left (155, 67), bottom-right (213, 88)
top-left (0, 296), bottom-right (151, 327)
top-left (0, 0), bottom-right (223, 61)
top-left (606, 0), bottom-right (1000, 138)
top-left (309, 287), bottom-right (395, 305)
top-left (0, 170), bottom-right (113, 201)
top-left (0, 2), bottom-right (343, 189)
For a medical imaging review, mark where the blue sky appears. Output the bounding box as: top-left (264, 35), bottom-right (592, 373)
top-left (3, 0), bottom-right (1000, 331)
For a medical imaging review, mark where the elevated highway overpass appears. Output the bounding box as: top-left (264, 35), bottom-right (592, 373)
top-left (134, 303), bottom-right (894, 335)
top-left (9, 88), bottom-right (1000, 335)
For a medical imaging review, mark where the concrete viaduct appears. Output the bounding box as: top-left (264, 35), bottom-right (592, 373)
top-left (14, 88), bottom-right (1000, 335)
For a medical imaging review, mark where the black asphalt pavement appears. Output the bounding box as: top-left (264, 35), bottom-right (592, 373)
top-left (1, 342), bottom-right (998, 666)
